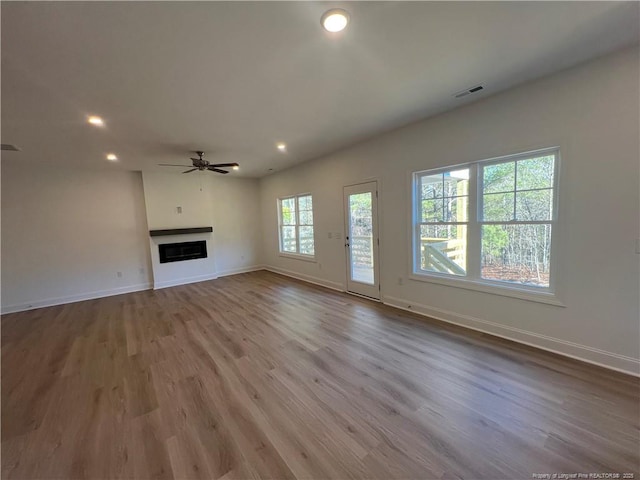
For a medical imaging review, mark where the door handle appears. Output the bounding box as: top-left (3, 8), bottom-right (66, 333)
top-left (345, 243), bottom-right (350, 247)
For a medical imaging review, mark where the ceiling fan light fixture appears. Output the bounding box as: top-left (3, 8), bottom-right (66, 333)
top-left (321, 9), bottom-right (349, 33)
top-left (158, 152), bottom-right (240, 175)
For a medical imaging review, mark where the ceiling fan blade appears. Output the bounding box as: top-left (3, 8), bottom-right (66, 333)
top-left (182, 168), bottom-right (198, 174)
top-left (210, 163), bottom-right (239, 168)
top-left (158, 163), bottom-right (193, 167)
top-left (208, 167), bottom-right (229, 174)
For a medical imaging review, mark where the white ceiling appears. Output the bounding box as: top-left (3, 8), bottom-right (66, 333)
top-left (2, 2), bottom-right (638, 177)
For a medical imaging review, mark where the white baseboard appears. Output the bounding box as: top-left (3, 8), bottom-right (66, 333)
top-left (153, 273), bottom-right (218, 290)
top-left (1, 267), bottom-right (261, 314)
top-left (216, 265), bottom-right (265, 278)
top-left (5, 270), bottom-right (636, 376)
top-left (383, 294), bottom-right (640, 377)
top-left (1, 283), bottom-right (153, 315)
top-left (263, 265), bottom-right (344, 292)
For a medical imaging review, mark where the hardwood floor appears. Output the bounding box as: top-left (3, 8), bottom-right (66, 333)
top-left (2, 271), bottom-right (638, 479)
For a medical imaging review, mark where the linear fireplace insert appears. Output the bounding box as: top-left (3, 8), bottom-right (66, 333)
top-left (159, 240), bottom-right (207, 263)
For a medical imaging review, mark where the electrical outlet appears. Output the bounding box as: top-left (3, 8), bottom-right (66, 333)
top-left (117, 271), bottom-right (123, 278)
top-left (176, 206), bottom-right (182, 214)
top-left (398, 277), bottom-right (404, 285)
top-left (328, 232), bottom-right (333, 239)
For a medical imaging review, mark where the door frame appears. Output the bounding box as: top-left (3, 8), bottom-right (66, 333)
top-left (343, 180), bottom-right (381, 300)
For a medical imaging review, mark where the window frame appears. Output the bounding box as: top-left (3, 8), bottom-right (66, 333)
top-left (410, 147), bottom-right (563, 306)
top-left (414, 165), bottom-right (471, 277)
top-left (277, 193), bottom-right (316, 260)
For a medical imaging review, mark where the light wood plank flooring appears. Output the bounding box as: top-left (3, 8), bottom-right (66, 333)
top-left (2, 271), bottom-right (639, 479)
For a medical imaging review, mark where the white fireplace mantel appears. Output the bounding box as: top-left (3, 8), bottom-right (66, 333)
top-left (149, 231), bottom-right (216, 289)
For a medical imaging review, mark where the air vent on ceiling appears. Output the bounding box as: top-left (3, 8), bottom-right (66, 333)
top-left (454, 85), bottom-right (484, 99)
top-left (1, 144), bottom-right (21, 151)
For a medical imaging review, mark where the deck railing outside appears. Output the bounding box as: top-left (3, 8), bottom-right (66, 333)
top-left (282, 236), bottom-right (315, 254)
top-left (350, 235), bottom-right (373, 266)
top-left (284, 235), bottom-right (465, 275)
top-left (421, 238), bottom-right (465, 275)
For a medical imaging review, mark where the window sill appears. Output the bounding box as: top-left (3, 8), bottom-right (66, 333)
top-left (278, 252), bottom-right (317, 263)
top-left (408, 271), bottom-right (565, 307)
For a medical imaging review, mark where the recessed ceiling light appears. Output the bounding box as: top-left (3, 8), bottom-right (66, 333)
top-left (276, 143), bottom-right (287, 152)
top-left (106, 153), bottom-right (118, 161)
top-left (321, 9), bottom-right (349, 33)
top-left (233, 165), bottom-right (239, 171)
top-left (88, 116), bottom-right (104, 126)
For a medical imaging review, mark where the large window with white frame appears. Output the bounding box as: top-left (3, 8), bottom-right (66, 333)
top-left (278, 194), bottom-right (315, 257)
top-left (413, 148), bottom-right (559, 297)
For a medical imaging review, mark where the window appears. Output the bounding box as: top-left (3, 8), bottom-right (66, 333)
top-left (413, 148), bottom-right (559, 299)
top-left (417, 168), bottom-right (469, 276)
top-left (278, 194), bottom-right (315, 257)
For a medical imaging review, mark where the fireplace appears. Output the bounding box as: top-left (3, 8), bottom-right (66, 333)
top-left (159, 240), bottom-right (207, 263)
top-left (146, 226), bottom-right (215, 289)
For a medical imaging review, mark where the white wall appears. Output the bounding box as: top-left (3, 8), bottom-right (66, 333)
top-left (1, 164), bottom-right (152, 312)
top-left (2, 47), bottom-right (637, 375)
top-left (141, 172), bottom-right (262, 281)
top-left (209, 176), bottom-right (263, 275)
top-left (260, 47), bottom-right (640, 374)
top-left (1, 168), bottom-right (263, 311)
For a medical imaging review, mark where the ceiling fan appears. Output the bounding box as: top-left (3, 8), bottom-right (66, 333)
top-left (158, 151), bottom-right (239, 174)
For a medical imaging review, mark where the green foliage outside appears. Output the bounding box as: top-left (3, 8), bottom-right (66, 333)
top-left (419, 156), bottom-right (555, 286)
top-left (481, 155), bottom-right (554, 285)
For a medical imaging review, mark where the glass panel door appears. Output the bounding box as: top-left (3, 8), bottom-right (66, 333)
top-left (344, 181), bottom-right (380, 299)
